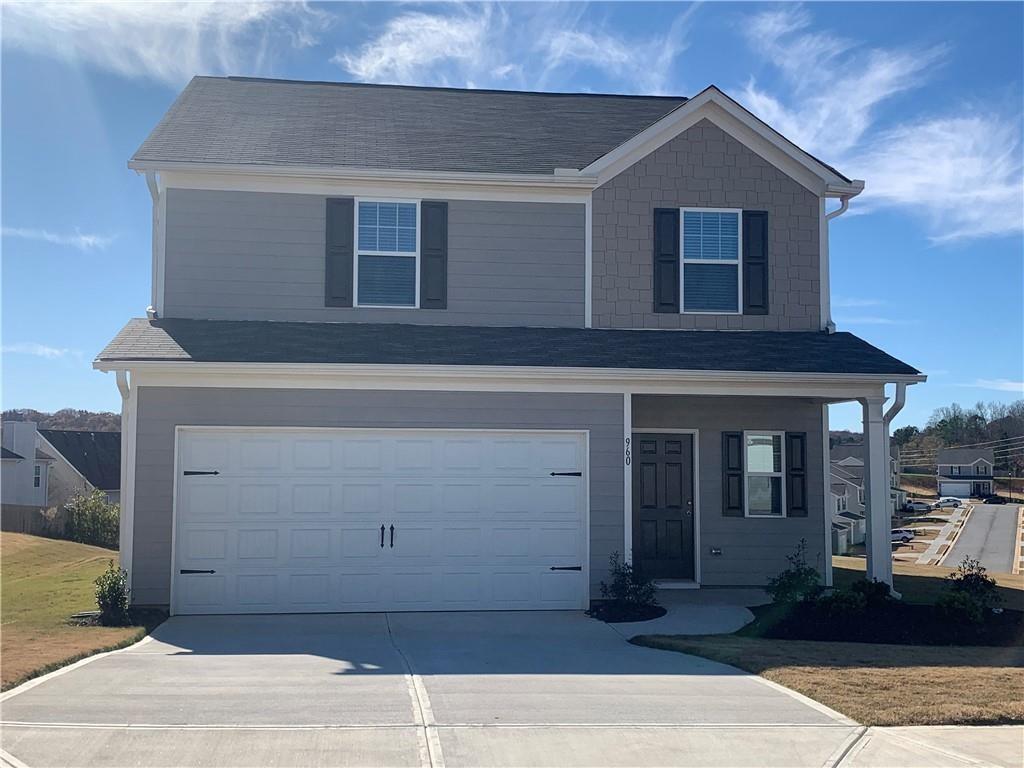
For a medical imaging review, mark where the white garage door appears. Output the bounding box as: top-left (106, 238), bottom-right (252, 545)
top-left (173, 428), bottom-right (587, 615)
top-left (940, 482), bottom-right (971, 497)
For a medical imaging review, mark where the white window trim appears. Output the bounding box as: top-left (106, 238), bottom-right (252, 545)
top-left (679, 207), bottom-right (743, 315)
top-left (951, 465), bottom-right (960, 475)
top-left (743, 429), bottom-right (786, 518)
top-left (33, 464), bottom-right (42, 488)
top-left (353, 197), bottom-right (421, 309)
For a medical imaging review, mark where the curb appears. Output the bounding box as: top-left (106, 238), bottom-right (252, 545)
top-left (936, 504), bottom-right (972, 567)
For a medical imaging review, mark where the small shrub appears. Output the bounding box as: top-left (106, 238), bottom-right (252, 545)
top-left (849, 578), bottom-right (893, 609)
top-left (814, 588), bottom-right (867, 620)
top-left (766, 539), bottom-right (822, 603)
top-left (65, 489), bottom-right (119, 549)
top-left (939, 556), bottom-right (1001, 625)
top-left (600, 552), bottom-right (658, 608)
top-left (95, 560), bottom-right (131, 626)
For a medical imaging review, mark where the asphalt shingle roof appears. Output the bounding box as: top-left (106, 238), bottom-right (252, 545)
top-left (97, 319), bottom-right (920, 376)
top-left (936, 447), bottom-right (995, 465)
top-left (38, 430), bottom-right (121, 491)
top-left (1, 447), bottom-right (23, 460)
top-left (131, 77), bottom-right (688, 175)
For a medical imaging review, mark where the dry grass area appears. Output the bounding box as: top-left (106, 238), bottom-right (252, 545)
top-left (1, 533), bottom-right (152, 690)
top-left (635, 635), bottom-right (1024, 726)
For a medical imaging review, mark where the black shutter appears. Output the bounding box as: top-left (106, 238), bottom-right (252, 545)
top-left (786, 432), bottom-right (808, 517)
top-left (722, 431), bottom-right (744, 517)
top-left (653, 208), bottom-right (680, 313)
top-left (420, 201), bottom-right (448, 309)
top-left (742, 210), bottom-right (769, 315)
top-left (325, 198), bottom-right (354, 307)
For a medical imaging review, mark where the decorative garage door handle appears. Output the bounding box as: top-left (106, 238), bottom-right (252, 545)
top-left (179, 569), bottom-right (216, 574)
top-left (183, 470), bottom-right (220, 476)
top-left (550, 565), bottom-right (582, 571)
top-left (380, 524), bottom-right (385, 548)
top-left (390, 524), bottom-right (395, 548)
top-left (550, 471), bottom-right (582, 476)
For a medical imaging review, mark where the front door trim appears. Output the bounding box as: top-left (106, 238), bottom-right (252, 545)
top-left (630, 428), bottom-right (700, 585)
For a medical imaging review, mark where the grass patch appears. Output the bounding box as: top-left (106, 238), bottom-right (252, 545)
top-left (1, 533), bottom-right (165, 690)
top-left (633, 634), bottom-right (1024, 726)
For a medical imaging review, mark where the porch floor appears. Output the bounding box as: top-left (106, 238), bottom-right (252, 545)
top-left (607, 587), bottom-right (769, 638)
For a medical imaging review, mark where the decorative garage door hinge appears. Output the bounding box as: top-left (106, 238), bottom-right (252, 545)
top-left (549, 471), bottom-right (582, 476)
top-left (183, 470), bottom-right (220, 476)
top-left (549, 565), bottom-right (582, 571)
top-left (179, 569), bottom-right (216, 574)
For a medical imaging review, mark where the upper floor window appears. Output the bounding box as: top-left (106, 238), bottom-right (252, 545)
top-left (33, 464), bottom-right (41, 488)
top-left (355, 200), bottom-right (419, 307)
top-left (681, 208), bottom-right (741, 314)
top-left (950, 465), bottom-right (960, 475)
top-left (745, 431), bottom-right (784, 517)
top-left (976, 463), bottom-right (988, 475)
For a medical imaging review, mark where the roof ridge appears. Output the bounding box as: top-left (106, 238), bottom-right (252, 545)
top-left (213, 75), bottom-right (689, 102)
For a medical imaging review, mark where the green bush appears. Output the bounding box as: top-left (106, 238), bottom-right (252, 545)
top-left (849, 578), bottom-right (893, 609)
top-left (95, 560), bottom-right (131, 626)
top-left (938, 556), bottom-right (1001, 625)
top-left (814, 588), bottom-right (867, 620)
top-left (600, 552), bottom-right (658, 608)
top-left (766, 539), bottom-right (822, 603)
top-left (65, 489), bottom-right (119, 549)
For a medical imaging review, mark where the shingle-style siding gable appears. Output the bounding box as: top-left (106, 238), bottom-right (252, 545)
top-left (592, 119), bottom-right (821, 330)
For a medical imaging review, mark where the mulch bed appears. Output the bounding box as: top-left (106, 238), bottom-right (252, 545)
top-left (756, 601), bottom-right (1023, 647)
top-left (588, 602), bottom-right (667, 623)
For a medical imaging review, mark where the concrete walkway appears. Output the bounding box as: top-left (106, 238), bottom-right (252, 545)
top-left (915, 506), bottom-right (970, 566)
top-left (609, 587), bottom-right (765, 638)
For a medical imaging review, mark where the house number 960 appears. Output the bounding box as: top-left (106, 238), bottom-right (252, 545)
top-left (624, 437), bottom-right (631, 466)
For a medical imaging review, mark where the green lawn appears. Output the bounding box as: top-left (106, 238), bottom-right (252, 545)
top-left (1, 533), bottom-right (160, 690)
top-left (634, 558), bottom-right (1024, 726)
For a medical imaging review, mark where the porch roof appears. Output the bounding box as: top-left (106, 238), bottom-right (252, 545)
top-left (97, 318), bottom-right (920, 377)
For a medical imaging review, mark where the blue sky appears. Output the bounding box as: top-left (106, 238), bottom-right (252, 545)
top-left (1, 1), bottom-right (1021, 431)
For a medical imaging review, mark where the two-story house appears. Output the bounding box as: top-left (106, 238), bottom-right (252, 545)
top-left (936, 448), bottom-right (994, 498)
top-left (95, 77), bottom-right (923, 615)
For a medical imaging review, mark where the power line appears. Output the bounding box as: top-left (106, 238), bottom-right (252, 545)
top-left (896, 434), bottom-right (1024, 454)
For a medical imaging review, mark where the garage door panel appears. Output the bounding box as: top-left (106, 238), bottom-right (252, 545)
top-left (174, 429), bottom-right (586, 615)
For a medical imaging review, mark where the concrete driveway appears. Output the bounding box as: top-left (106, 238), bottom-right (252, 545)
top-left (1, 611), bottom-right (858, 767)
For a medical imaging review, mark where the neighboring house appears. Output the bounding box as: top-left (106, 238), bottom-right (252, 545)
top-left (1, 421), bottom-right (52, 508)
top-left (836, 510), bottom-right (866, 545)
top-left (832, 522), bottom-right (851, 557)
top-left (37, 430), bottom-right (122, 506)
top-left (830, 442), bottom-right (903, 513)
top-left (94, 77), bottom-right (922, 614)
top-left (936, 448), bottom-right (995, 498)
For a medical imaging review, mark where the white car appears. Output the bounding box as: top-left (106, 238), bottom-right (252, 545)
top-left (904, 501), bottom-right (933, 513)
top-left (934, 498), bottom-right (961, 509)
top-left (891, 529), bottom-right (916, 544)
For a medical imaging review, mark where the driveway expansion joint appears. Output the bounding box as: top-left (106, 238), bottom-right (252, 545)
top-left (385, 612), bottom-right (446, 768)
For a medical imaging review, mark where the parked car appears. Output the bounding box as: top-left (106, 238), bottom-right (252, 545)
top-left (903, 501), bottom-right (933, 513)
top-left (934, 498), bottom-right (961, 508)
top-left (891, 529), bottom-right (916, 544)
top-left (981, 495), bottom-right (1009, 504)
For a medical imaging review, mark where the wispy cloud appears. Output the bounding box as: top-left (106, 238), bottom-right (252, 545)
top-left (968, 379), bottom-right (1024, 394)
top-left (2, 226), bottom-right (117, 252)
top-left (737, 5), bottom-right (1022, 243)
top-left (333, 4), bottom-right (694, 94)
top-left (1, 342), bottom-right (78, 360)
top-left (2, 1), bottom-right (327, 86)
top-left (832, 297), bottom-right (883, 309)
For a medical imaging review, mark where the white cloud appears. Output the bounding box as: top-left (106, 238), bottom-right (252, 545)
top-left (2, 342), bottom-right (77, 360)
top-left (969, 379), bottom-right (1024, 394)
top-left (1, 1), bottom-right (327, 86)
top-left (333, 4), bottom-right (693, 94)
top-left (832, 297), bottom-right (883, 309)
top-left (737, 5), bottom-right (1022, 243)
top-left (2, 226), bottom-right (116, 252)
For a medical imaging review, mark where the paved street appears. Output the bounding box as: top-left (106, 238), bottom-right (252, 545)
top-left (945, 503), bottom-right (1020, 573)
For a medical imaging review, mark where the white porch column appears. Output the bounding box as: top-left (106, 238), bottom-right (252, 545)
top-left (860, 395), bottom-right (892, 586)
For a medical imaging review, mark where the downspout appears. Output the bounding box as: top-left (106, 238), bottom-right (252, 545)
top-left (115, 371), bottom-right (133, 588)
top-left (882, 381), bottom-right (907, 598)
top-left (144, 171), bottom-right (160, 319)
top-left (821, 195), bottom-right (852, 334)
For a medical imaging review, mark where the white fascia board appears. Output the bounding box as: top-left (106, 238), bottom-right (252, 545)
top-left (95, 360), bottom-right (923, 399)
top-left (578, 86), bottom-right (863, 198)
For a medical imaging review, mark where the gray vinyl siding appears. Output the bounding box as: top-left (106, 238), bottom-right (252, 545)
top-left (632, 395), bottom-right (826, 586)
top-left (163, 190), bottom-right (585, 327)
top-left (130, 387), bottom-right (622, 606)
top-left (593, 119), bottom-right (822, 330)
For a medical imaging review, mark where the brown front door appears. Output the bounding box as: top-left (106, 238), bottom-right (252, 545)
top-left (632, 433), bottom-right (695, 580)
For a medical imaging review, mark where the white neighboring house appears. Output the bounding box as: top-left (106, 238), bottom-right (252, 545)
top-left (0, 421), bottom-right (53, 507)
top-left (830, 442), bottom-right (903, 512)
top-left (830, 479), bottom-right (866, 545)
top-left (936, 448), bottom-right (995, 498)
top-left (1, 422), bottom-right (121, 511)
